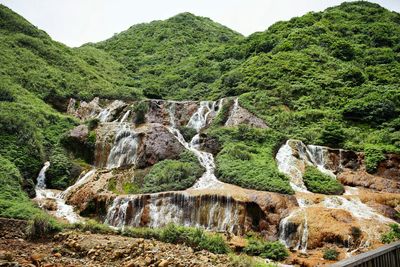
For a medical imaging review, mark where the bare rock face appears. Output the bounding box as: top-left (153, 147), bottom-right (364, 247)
top-left (67, 98), bottom-right (127, 122)
top-left (376, 153), bottom-right (400, 181)
top-left (69, 124), bottom-right (89, 142)
top-left (145, 100), bottom-right (198, 127)
top-left (135, 124), bottom-right (185, 168)
top-left (225, 99), bottom-right (268, 128)
top-left (94, 123), bottom-right (185, 169)
top-left (67, 97), bottom-right (102, 121)
top-left (199, 134), bottom-right (221, 155)
top-left (338, 170), bottom-right (400, 193)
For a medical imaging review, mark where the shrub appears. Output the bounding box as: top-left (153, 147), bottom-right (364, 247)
top-left (228, 254), bottom-right (272, 267)
top-left (178, 126), bottom-right (197, 141)
top-left (364, 145), bottom-right (386, 173)
top-left (26, 214), bottom-right (62, 240)
top-left (159, 224), bottom-right (230, 254)
top-left (122, 227), bottom-right (161, 240)
top-left (133, 101), bottom-right (149, 124)
top-left (86, 118), bottom-right (99, 130)
top-left (331, 40), bottom-right (355, 61)
top-left (319, 122), bottom-right (345, 148)
top-left (46, 146), bottom-right (76, 188)
top-left (141, 151), bottom-right (204, 193)
top-left (350, 226), bottom-right (362, 241)
top-left (303, 166), bottom-right (344, 195)
top-left (70, 219), bottom-right (115, 234)
top-left (243, 239), bottom-right (289, 261)
top-left (342, 93), bottom-right (397, 125)
top-left (323, 248), bottom-right (339, 260)
top-left (381, 224), bottom-right (400, 244)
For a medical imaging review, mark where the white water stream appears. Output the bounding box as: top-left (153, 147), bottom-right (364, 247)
top-left (167, 100), bottom-right (224, 189)
top-left (276, 139), bottom-right (394, 252)
top-left (35, 162), bottom-right (88, 223)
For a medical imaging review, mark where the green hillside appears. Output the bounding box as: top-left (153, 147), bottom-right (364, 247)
top-left (0, 3), bottom-right (140, 217)
top-left (1, 1), bottom-right (400, 218)
top-left (92, 12), bottom-right (244, 99)
top-left (225, 1), bottom-right (400, 153)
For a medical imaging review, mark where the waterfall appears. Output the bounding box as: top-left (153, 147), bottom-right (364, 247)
top-left (225, 98), bottom-right (239, 126)
top-left (276, 140), bottom-right (335, 193)
top-left (105, 193), bottom-right (244, 234)
top-left (36, 161), bottom-right (50, 189)
top-left (59, 169), bottom-right (97, 200)
top-left (120, 110), bottom-right (131, 123)
top-left (307, 145), bottom-right (335, 177)
top-left (276, 141), bottom-right (309, 192)
top-left (167, 101), bottom-right (223, 190)
top-left (34, 162), bottom-right (82, 223)
top-left (107, 123), bottom-right (139, 169)
top-left (187, 101), bottom-right (220, 132)
top-left (279, 199), bottom-right (309, 252)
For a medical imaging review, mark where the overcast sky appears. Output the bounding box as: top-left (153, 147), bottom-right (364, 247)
top-left (1, 0), bottom-right (399, 47)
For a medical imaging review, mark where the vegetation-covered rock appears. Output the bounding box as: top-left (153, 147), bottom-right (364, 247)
top-left (211, 126), bottom-right (293, 194)
top-left (303, 166), bottom-right (344, 195)
top-left (141, 151), bottom-right (204, 193)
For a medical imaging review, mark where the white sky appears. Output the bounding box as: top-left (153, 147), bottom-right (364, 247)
top-left (1, 0), bottom-right (399, 47)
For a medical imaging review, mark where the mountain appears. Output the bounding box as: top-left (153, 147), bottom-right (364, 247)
top-left (92, 12), bottom-right (244, 99)
top-left (0, 2), bottom-right (400, 262)
top-left (0, 3), bottom-right (141, 218)
top-left (221, 1), bottom-right (400, 154)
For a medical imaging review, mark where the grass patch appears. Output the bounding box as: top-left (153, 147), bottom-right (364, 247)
top-left (0, 156), bottom-right (45, 220)
top-left (381, 224), bottom-right (400, 244)
top-left (228, 253), bottom-right (274, 267)
top-left (243, 238), bottom-right (289, 261)
top-left (303, 166), bottom-right (344, 195)
top-left (323, 248), bottom-right (339, 260)
top-left (123, 224), bottom-right (229, 254)
top-left (25, 214), bottom-right (62, 240)
top-left (70, 219), bottom-right (116, 235)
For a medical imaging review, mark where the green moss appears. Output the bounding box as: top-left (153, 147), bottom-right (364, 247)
top-left (303, 166), bottom-right (344, 195)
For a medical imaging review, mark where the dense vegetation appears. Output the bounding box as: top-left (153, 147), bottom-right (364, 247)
top-left (107, 151), bottom-right (204, 194)
top-left (303, 167), bottom-right (344, 195)
top-left (93, 12), bottom-right (243, 100)
top-left (210, 125), bottom-right (293, 194)
top-left (0, 156), bottom-right (44, 219)
top-left (232, 2), bottom-right (400, 157)
top-left (140, 151), bottom-right (204, 193)
top-left (90, 1), bottom-right (400, 171)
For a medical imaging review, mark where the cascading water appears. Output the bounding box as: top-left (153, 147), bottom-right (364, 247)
top-left (104, 99), bottom-right (247, 232)
top-left (225, 98), bottom-right (239, 126)
top-left (59, 169), bottom-right (97, 200)
top-left (276, 139), bottom-right (395, 252)
top-left (35, 162), bottom-right (82, 223)
top-left (186, 101), bottom-right (220, 132)
top-left (167, 101), bottom-right (223, 189)
top-left (105, 193), bottom-right (244, 234)
top-left (279, 198), bottom-right (309, 251)
top-left (107, 123), bottom-right (139, 169)
top-left (36, 161), bottom-right (50, 189)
